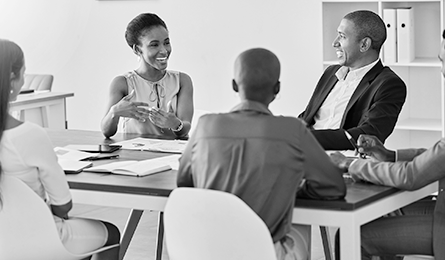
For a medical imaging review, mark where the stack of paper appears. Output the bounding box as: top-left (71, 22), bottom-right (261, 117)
top-left (114, 138), bottom-right (188, 154)
top-left (54, 147), bottom-right (95, 174)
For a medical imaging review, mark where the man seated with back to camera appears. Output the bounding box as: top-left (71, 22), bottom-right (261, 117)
top-left (177, 48), bottom-right (346, 260)
top-left (299, 10), bottom-right (406, 150)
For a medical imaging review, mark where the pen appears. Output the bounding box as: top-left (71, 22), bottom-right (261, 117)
top-left (344, 131), bottom-right (366, 159)
top-left (87, 155), bottom-right (120, 161)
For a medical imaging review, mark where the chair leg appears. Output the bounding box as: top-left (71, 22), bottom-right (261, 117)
top-left (119, 209), bottom-right (143, 260)
top-left (155, 211), bottom-right (164, 260)
top-left (320, 226), bottom-right (333, 260)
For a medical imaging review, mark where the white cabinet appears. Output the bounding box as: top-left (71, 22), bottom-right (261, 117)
top-left (322, 0), bottom-right (445, 149)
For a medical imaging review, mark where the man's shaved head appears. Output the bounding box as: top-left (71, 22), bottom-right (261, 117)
top-left (233, 48), bottom-right (280, 105)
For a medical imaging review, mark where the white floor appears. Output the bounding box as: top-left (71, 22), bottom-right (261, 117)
top-left (71, 204), bottom-right (430, 260)
top-left (71, 203), bottom-right (336, 260)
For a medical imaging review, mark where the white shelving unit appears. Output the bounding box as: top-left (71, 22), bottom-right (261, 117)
top-left (322, 0), bottom-right (445, 149)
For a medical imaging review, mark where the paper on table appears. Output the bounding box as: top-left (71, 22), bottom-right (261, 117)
top-left (58, 160), bottom-right (92, 174)
top-left (54, 147), bottom-right (95, 173)
top-left (114, 137), bottom-right (187, 154)
top-left (54, 147), bottom-right (95, 161)
top-left (83, 156), bottom-right (175, 177)
top-left (325, 150), bottom-right (359, 158)
top-left (154, 154), bottom-right (181, 170)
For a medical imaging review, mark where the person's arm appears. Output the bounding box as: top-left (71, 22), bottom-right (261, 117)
top-left (17, 125), bottom-right (73, 218)
top-left (147, 72), bottom-right (194, 138)
top-left (172, 72), bottom-right (193, 138)
top-left (312, 73), bottom-right (407, 150)
top-left (101, 76), bottom-right (150, 138)
top-left (297, 123), bottom-right (346, 200)
top-left (349, 139), bottom-right (445, 190)
top-left (356, 134), bottom-right (396, 162)
top-left (51, 201), bottom-right (72, 219)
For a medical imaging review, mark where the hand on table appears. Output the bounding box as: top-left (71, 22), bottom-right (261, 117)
top-left (357, 135), bottom-right (395, 162)
top-left (330, 152), bottom-right (356, 172)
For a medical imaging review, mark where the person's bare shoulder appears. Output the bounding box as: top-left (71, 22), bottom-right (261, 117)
top-left (179, 72), bottom-right (193, 91)
top-left (109, 75), bottom-right (128, 95)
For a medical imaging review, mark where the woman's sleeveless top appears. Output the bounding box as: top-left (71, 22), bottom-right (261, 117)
top-left (122, 70), bottom-right (180, 138)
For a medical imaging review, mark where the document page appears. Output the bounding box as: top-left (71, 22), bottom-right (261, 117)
top-left (115, 138), bottom-right (188, 154)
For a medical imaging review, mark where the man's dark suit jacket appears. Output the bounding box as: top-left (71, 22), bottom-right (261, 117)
top-left (299, 60), bottom-right (407, 150)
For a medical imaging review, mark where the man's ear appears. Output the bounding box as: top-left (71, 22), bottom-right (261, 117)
top-left (232, 79), bottom-right (239, 93)
top-left (360, 37), bottom-right (371, 52)
top-left (274, 81), bottom-right (281, 95)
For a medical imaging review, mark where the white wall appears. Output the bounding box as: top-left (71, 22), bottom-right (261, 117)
top-left (0, 0), bottom-right (324, 131)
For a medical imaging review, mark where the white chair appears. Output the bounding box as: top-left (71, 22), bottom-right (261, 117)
top-left (13, 74), bottom-right (54, 126)
top-left (164, 187), bottom-right (278, 260)
top-left (0, 175), bottom-right (118, 260)
top-left (22, 74), bottom-right (54, 91)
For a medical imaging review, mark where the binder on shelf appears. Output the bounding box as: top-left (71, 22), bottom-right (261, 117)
top-left (383, 9), bottom-right (397, 63)
top-left (397, 7), bottom-right (415, 63)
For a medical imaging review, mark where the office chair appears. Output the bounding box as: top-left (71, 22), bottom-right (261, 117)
top-left (22, 74), bottom-right (54, 91)
top-left (0, 175), bottom-right (119, 260)
top-left (164, 187), bottom-right (278, 260)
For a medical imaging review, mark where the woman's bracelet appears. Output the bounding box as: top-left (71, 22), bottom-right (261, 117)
top-left (171, 120), bottom-right (184, 132)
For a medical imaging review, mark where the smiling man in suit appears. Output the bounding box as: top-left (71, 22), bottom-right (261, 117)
top-left (329, 29), bottom-right (445, 260)
top-left (299, 10), bottom-right (406, 150)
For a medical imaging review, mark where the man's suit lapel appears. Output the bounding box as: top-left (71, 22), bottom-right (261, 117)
top-left (307, 73), bottom-right (339, 121)
top-left (340, 61), bottom-right (384, 127)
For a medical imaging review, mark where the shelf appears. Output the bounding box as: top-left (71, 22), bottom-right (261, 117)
top-left (322, 0), bottom-right (440, 2)
top-left (323, 58), bottom-right (441, 67)
top-left (382, 0), bottom-right (441, 2)
top-left (385, 58), bottom-right (441, 67)
top-left (395, 118), bottom-right (442, 131)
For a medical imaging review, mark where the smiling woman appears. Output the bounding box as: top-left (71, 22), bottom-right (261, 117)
top-left (100, 13), bottom-right (194, 140)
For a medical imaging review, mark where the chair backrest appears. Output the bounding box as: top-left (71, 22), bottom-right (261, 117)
top-left (22, 74), bottom-right (54, 91)
top-left (164, 187), bottom-right (277, 260)
top-left (0, 175), bottom-right (117, 260)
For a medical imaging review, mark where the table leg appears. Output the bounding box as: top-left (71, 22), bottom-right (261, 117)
top-left (119, 209), bottom-right (143, 260)
top-left (340, 222), bottom-right (360, 260)
top-left (320, 226), bottom-right (333, 260)
top-left (41, 106), bottom-right (50, 127)
top-left (155, 211), bottom-right (164, 260)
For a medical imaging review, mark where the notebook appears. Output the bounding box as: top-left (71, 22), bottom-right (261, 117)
top-left (83, 155), bottom-right (179, 177)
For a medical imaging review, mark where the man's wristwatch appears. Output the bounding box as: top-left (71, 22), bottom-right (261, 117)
top-left (171, 120), bottom-right (183, 132)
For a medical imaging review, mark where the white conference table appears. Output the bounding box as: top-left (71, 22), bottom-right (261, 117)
top-left (47, 129), bottom-right (438, 260)
top-left (293, 180), bottom-right (438, 260)
top-left (10, 91), bottom-right (74, 129)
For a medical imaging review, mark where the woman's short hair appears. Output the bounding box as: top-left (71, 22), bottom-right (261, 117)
top-left (125, 13), bottom-right (167, 50)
